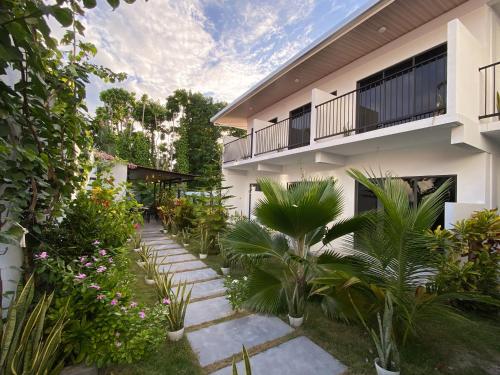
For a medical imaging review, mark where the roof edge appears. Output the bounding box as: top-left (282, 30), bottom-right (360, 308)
top-left (211, 0), bottom-right (391, 124)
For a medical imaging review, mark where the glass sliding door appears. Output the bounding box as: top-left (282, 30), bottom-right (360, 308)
top-left (356, 44), bottom-right (447, 134)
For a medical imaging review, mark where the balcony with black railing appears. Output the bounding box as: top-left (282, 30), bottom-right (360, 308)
top-left (315, 52), bottom-right (447, 140)
top-left (479, 61), bottom-right (500, 120)
top-left (254, 112), bottom-right (311, 155)
top-left (222, 131), bottom-right (253, 163)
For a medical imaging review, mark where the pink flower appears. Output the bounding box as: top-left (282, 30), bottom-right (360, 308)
top-left (79, 256), bottom-right (87, 263)
top-left (35, 252), bottom-right (48, 260)
top-left (84, 262), bottom-right (93, 267)
top-left (116, 292), bottom-right (122, 298)
top-left (96, 294), bottom-right (105, 300)
top-left (92, 240), bottom-right (100, 245)
top-left (89, 284), bottom-right (100, 290)
top-left (138, 311), bottom-right (146, 319)
top-left (110, 299), bottom-right (118, 306)
top-left (130, 301), bottom-right (138, 308)
top-left (75, 273), bottom-right (86, 280)
top-left (96, 266), bottom-right (107, 273)
top-left (99, 249), bottom-right (107, 256)
top-left (134, 223), bottom-right (140, 230)
top-left (162, 298), bottom-right (171, 305)
top-left (108, 257), bottom-right (114, 263)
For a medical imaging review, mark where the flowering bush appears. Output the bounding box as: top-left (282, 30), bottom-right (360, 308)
top-left (224, 275), bottom-right (249, 311)
top-left (40, 175), bottom-right (142, 260)
top-left (35, 242), bottom-right (166, 367)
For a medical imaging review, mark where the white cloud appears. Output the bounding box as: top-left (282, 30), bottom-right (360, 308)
top-left (82, 0), bottom-right (366, 112)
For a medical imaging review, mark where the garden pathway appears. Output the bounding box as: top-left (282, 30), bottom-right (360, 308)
top-left (140, 224), bottom-right (347, 375)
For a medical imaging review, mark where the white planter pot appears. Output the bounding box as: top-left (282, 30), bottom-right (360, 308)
top-left (167, 327), bottom-right (184, 341)
top-left (220, 267), bottom-right (230, 276)
top-left (171, 234), bottom-right (177, 238)
top-left (183, 243), bottom-right (189, 247)
top-left (374, 359), bottom-right (400, 375)
top-left (161, 229), bottom-right (167, 234)
top-left (137, 261), bottom-right (146, 268)
top-left (144, 276), bottom-right (155, 285)
top-left (133, 248), bottom-right (141, 252)
top-left (288, 314), bottom-right (304, 328)
top-left (199, 253), bottom-right (207, 259)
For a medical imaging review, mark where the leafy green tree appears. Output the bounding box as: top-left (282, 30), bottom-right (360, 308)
top-left (0, 0), bottom-right (131, 262)
top-left (96, 88), bottom-right (136, 133)
top-left (166, 89), bottom-right (244, 189)
top-left (115, 131), bottom-right (152, 166)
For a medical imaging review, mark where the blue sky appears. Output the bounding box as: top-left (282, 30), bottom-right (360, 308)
top-left (84, 0), bottom-right (372, 112)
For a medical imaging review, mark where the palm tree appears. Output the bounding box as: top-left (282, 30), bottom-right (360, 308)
top-left (313, 169), bottom-right (498, 342)
top-left (224, 178), bottom-right (365, 318)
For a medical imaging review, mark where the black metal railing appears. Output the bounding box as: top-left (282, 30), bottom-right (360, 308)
top-left (479, 61), bottom-right (500, 120)
top-left (315, 52), bottom-right (447, 140)
top-left (223, 130), bottom-right (253, 163)
top-left (255, 112), bottom-right (310, 155)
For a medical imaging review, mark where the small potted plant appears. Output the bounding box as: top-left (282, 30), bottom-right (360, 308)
top-left (137, 245), bottom-right (152, 268)
top-left (286, 282), bottom-right (305, 328)
top-left (154, 268), bottom-right (174, 302)
top-left (142, 256), bottom-right (158, 285)
top-left (352, 293), bottom-right (400, 375)
top-left (166, 281), bottom-right (192, 341)
top-left (181, 229), bottom-right (190, 247)
top-left (132, 232), bottom-right (142, 252)
top-left (224, 276), bottom-right (248, 313)
top-left (218, 234), bottom-right (230, 275)
top-left (198, 226), bottom-right (211, 260)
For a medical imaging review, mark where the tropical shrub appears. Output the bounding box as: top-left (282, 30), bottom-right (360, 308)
top-left (429, 209), bottom-right (499, 301)
top-left (41, 175), bottom-right (142, 260)
top-left (224, 178), bottom-right (364, 318)
top-left (0, 275), bottom-right (67, 375)
top-left (313, 169), bottom-right (499, 343)
top-left (224, 276), bottom-right (250, 311)
top-left (35, 242), bottom-right (164, 367)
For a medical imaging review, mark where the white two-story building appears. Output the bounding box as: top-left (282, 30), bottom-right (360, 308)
top-left (213, 0), bottom-right (500, 228)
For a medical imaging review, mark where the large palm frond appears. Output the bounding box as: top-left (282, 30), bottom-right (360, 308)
top-left (255, 178), bottom-right (344, 239)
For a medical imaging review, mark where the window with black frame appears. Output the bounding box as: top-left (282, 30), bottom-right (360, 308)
top-left (288, 103), bottom-right (311, 149)
top-left (355, 175), bottom-right (456, 228)
top-left (356, 44), bottom-right (447, 133)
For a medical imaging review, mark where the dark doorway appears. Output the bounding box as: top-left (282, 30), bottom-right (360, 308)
top-left (288, 103), bottom-right (311, 149)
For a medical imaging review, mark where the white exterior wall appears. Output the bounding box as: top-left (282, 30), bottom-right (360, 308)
top-left (243, 0), bottom-right (492, 135)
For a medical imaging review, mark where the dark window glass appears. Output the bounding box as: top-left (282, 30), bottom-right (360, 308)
top-left (355, 175), bottom-right (456, 228)
top-left (356, 44), bottom-right (447, 133)
top-left (288, 103), bottom-right (311, 149)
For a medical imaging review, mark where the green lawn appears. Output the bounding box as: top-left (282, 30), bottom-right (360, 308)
top-left (106, 248), bottom-right (500, 375)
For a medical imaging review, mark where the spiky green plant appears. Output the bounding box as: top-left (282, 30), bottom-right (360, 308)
top-left (153, 268), bottom-right (174, 304)
top-left (224, 178), bottom-right (365, 316)
top-left (197, 225), bottom-right (212, 255)
top-left (138, 245), bottom-right (152, 264)
top-left (232, 345), bottom-right (252, 375)
top-left (142, 254), bottom-right (162, 280)
top-left (0, 274), bottom-right (68, 374)
top-left (166, 281), bottom-right (192, 331)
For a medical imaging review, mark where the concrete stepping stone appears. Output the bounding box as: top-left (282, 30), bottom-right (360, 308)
top-left (211, 336), bottom-right (347, 375)
top-left (143, 240), bottom-right (177, 246)
top-left (144, 241), bottom-right (179, 248)
top-left (185, 296), bottom-right (234, 327)
top-left (188, 314), bottom-right (293, 367)
top-left (141, 234), bottom-right (168, 240)
top-left (171, 268), bottom-right (219, 285)
top-left (149, 248), bottom-right (188, 257)
top-left (157, 253), bottom-right (197, 263)
top-left (158, 260), bottom-right (207, 273)
top-left (178, 279), bottom-right (226, 300)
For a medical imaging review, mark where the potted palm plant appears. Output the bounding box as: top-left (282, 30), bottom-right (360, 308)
top-left (181, 228), bottom-right (190, 247)
top-left (166, 281), bottom-right (192, 341)
top-left (131, 232), bottom-right (142, 252)
top-left (286, 281), bottom-right (305, 327)
top-left (224, 178), bottom-right (364, 322)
